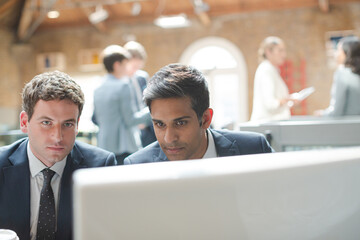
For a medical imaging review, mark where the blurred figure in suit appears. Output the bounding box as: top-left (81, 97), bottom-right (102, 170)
top-left (124, 41), bottom-right (156, 147)
top-left (92, 45), bottom-right (151, 164)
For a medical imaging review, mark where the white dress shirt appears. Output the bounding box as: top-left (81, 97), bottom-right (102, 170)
top-left (28, 142), bottom-right (66, 240)
top-left (202, 129), bottom-right (218, 159)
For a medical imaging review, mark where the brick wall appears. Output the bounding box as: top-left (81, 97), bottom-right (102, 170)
top-left (0, 2), bottom-right (359, 129)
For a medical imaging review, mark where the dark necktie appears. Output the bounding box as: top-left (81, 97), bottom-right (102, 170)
top-left (36, 168), bottom-right (56, 240)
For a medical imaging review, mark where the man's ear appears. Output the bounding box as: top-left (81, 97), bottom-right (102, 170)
top-left (20, 111), bottom-right (29, 134)
top-left (201, 108), bottom-right (213, 129)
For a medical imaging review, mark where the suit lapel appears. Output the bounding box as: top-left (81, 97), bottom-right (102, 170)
top-left (4, 139), bottom-right (31, 240)
top-left (210, 129), bottom-right (240, 157)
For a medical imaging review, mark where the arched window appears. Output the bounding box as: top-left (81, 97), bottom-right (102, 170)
top-left (180, 37), bottom-right (248, 129)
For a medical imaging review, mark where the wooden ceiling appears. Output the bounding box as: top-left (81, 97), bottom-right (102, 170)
top-left (0, 0), bottom-right (359, 42)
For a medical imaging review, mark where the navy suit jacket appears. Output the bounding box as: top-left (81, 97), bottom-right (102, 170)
top-left (124, 129), bottom-right (273, 164)
top-left (0, 138), bottom-right (117, 240)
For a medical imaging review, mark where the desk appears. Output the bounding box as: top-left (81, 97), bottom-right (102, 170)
top-left (239, 116), bottom-right (360, 152)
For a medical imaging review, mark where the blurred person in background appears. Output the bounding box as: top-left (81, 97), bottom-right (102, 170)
top-left (124, 41), bottom-right (156, 147)
top-left (251, 36), bottom-right (298, 122)
top-left (315, 36), bottom-right (360, 117)
top-left (92, 45), bottom-right (151, 164)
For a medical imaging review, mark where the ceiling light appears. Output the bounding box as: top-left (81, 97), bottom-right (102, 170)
top-left (88, 5), bottom-right (109, 24)
top-left (47, 11), bottom-right (60, 19)
top-left (154, 14), bottom-right (191, 29)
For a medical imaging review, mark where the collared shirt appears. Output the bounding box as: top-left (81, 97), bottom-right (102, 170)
top-left (28, 142), bottom-right (67, 240)
top-left (202, 129), bottom-right (218, 159)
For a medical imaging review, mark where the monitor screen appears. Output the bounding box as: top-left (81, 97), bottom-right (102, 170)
top-left (73, 147), bottom-right (360, 240)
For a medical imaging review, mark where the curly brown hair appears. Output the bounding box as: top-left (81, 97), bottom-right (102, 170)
top-left (22, 70), bottom-right (84, 120)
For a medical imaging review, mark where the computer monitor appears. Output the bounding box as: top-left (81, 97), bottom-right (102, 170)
top-left (73, 147), bottom-right (360, 240)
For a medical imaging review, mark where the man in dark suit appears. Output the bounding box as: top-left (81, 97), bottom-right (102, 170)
top-left (0, 71), bottom-right (117, 240)
top-left (124, 64), bottom-right (273, 165)
top-left (124, 41), bottom-right (157, 148)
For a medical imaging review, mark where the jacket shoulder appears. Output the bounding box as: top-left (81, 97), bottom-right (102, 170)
top-left (71, 141), bottom-right (117, 166)
top-left (212, 129), bottom-right (273, 154)
top-left (0, 138), bottom-right (27, 166)
top-left (124, 142), bottom-right (161, 165)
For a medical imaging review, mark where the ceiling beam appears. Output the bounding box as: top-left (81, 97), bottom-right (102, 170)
top-left (197, 11), bottom-right (210, 26)
top-left (53, 0), bottom-right (149, 10)
top-left (17, 0), bottom-right (58, 42)
top-left (191, 0), bottom-right (211, 26)
top-left (0, 0), bottom-right (18, 15)
top-left (318, 0), bottom-right (330, 13)
top-left (17, 0), bottom-right (34, 41)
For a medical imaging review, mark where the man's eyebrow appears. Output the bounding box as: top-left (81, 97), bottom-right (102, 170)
top-left (36, 116), bottom-right (77, 123)
top-left (64, 119), bottom-right (77, 123)
top-left (152, 116), bottom-right (192, 122)
top-left (173, 116), bottom-right (191, 121)
top-left (36, 116), bottom-right (53, 121)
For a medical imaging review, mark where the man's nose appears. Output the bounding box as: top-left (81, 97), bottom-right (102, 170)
top-left (164, 127), bottom-right (178, 143)
top-left (51, 124), bottom-right (63, 142)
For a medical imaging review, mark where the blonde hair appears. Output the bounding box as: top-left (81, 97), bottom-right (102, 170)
top-left (258, 36), bottom-right (284, 63)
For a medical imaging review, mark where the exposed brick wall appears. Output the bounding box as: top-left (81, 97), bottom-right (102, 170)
top-left (0, 2), bottom-right (359, 129)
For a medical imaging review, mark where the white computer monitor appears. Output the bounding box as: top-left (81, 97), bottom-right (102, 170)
top-left (73, 147), bottom-right (360, 240)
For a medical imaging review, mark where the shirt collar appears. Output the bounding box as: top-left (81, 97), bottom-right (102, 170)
top-left (27, 142), bottom-right (67, 178)
top-left (202, 129), bottom-right (217, 159)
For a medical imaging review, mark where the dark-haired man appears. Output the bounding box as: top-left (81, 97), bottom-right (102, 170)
top-left (124, 64), bottom-right (273, 164)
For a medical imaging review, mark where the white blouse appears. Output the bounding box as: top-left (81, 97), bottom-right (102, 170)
top-left (251, 60), bottom-right (290, 121)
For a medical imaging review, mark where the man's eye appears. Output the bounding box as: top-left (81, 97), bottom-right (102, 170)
top-left (175, 120), bottom-right (187, 126)
top-left (64, 122), bottom-right (74, 128)
top-left (41, 121), bottom-right (51, 126)
top-left (154, 122), bottom-right (165, 128)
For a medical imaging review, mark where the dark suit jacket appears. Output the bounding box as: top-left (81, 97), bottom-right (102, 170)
top-left (134, 72), bottom-right (157, 147)
top-left (0, 138), bottom-right (117, 240)
top-left (124, 129), bottom-right (273, 164)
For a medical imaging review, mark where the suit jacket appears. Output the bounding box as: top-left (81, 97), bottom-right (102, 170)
top-left (124, 129), bottom-right (273, 164)
top-left (324, 66), bottom-right (360, 116)
top-left (132, 71), bottom-right (157, 147)
top-left (93, 74), bottom-right (151, 155)
top-left (0, 138), bottom-right (117, 240)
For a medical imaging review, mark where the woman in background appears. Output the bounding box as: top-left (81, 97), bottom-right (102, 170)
top-left (251, 36), bottom-right (296, 122)
top-left (316, 36), bottom-right (360, 117)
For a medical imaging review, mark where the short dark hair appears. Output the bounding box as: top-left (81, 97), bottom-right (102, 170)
top-left (340, 36), bottom-right (360, 75)
top-left (22, 70), bottom-right (85, 120)
top-left (102, 45), bottom-right (130, 73)
top-left (144, 64), bottom-right (209, 120)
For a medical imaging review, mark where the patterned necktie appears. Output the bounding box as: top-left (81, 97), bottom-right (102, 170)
top-left (36, 168), bottom-right (56, 240)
